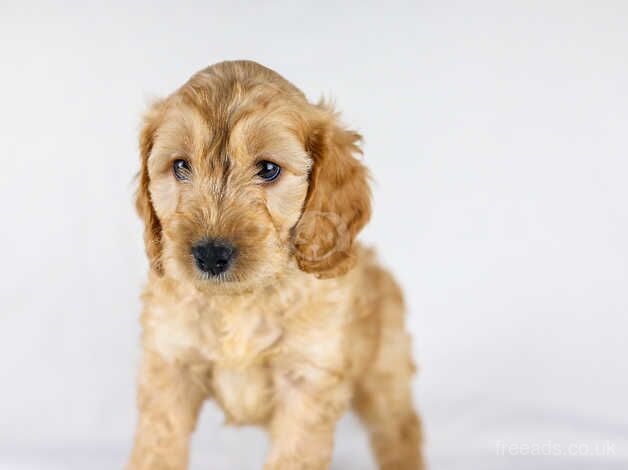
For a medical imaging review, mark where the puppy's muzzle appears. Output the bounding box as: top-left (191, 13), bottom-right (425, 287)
top-left (191, 239), bottom-right (236, 276)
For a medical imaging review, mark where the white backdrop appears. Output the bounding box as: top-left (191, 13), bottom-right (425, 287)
top-left (1, 1), bottom-right (627, 469)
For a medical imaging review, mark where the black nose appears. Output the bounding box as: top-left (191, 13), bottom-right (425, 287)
top-left (191, 240), bottom-right (236, 276)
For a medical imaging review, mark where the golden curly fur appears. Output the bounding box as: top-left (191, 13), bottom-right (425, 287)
top-left (128, 60), bottom-right (424, 470)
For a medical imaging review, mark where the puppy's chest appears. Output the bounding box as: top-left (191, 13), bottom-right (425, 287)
top-left (201, 303), bottom-right (285, 424)
top-left (148, 281), bottom-right (321, 424)
top-left (211, 362), bottom-right (274, 425)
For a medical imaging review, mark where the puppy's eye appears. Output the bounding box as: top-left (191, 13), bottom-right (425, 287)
top-left (256, 160), bottom-right (281, 182)
top-left (173, 159), bottom-right (191, 181)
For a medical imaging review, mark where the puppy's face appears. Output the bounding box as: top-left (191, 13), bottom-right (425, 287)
top-left (136, 61), bottom-right (371, 292)
top-left (148, 99), bottom-right (310, 290)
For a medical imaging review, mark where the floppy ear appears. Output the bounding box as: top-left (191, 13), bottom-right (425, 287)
top-left (293, 103), bottom-right (372, 278)
top-left (135, 101), bottom-right (165, 275)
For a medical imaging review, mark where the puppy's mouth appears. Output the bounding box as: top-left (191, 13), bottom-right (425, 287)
top-left (189, 261), bottom-right (277, 296)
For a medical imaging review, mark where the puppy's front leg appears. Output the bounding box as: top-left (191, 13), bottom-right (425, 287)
top-left (127, 351), bottom-right (208, 470)
top-left (264, 372), bottom-right (352, 470)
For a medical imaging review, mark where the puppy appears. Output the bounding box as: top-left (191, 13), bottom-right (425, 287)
top-left (128, 60), bottom-right (424, 470)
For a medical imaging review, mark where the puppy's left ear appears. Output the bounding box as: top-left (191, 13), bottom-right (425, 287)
top-left (135, 100), bottom-right (165, 275)
top-left (293, 103), bottom-right (372, 278)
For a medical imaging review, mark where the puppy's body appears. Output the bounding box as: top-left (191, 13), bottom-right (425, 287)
top-left (129, 61), bottom-right (424, 470)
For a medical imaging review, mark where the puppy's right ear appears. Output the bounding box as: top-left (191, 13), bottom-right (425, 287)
top-left (136, 100), bottom-right (165, 275)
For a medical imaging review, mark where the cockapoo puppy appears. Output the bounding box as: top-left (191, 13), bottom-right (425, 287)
top-left (128, 60), bottom-right (424, 470)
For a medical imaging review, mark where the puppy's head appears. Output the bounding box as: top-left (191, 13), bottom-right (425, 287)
top-left (136, 61), bottom-right (370, 292)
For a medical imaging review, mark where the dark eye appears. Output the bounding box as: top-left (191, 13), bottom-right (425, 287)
top-left (173, 159), bottom-right (191, 181)
top-left (256, 160), bottom-right (281, 182)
